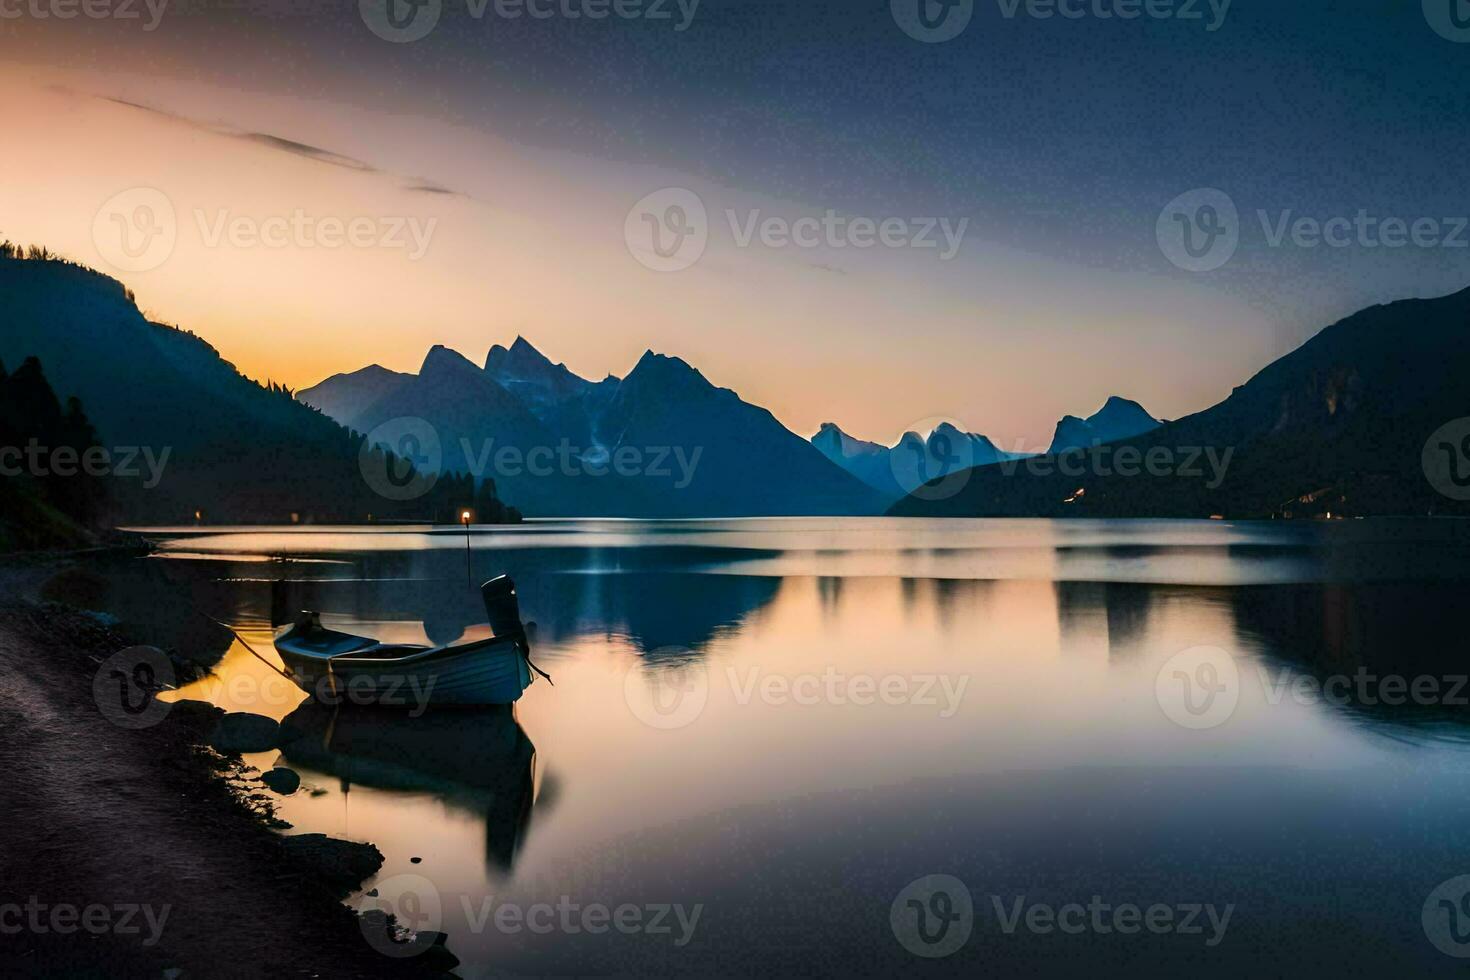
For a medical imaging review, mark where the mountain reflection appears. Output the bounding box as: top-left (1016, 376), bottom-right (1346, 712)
top-left (1231, 581), bottom-right (1470, 735)
top-left (173, 543), bottom-right (785, 657)
top-left (1053, 581), bottom-right (1155, 663)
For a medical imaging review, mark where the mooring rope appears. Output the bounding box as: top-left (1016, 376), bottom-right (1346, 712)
top-left (196, 611), bottom-right (296, 683)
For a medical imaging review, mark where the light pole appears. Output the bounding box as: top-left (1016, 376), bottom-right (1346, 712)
top-left (461, 510), bottom-right (473, 586)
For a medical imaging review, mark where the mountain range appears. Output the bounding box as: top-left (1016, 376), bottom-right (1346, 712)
top-left (811, 401), bottom-right (1161, 502)
top-left (300, 339), bottom-right (885, 517)
top-left (812, 421), bottom-right (1028, 501)
top-left (6, 243), bottom-right (1467, 525)
top-left (891, 287), bottom-right (1470, 519)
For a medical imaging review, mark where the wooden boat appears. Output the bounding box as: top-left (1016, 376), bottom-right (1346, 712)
top-left (273, 576), bottom-right (535, 706)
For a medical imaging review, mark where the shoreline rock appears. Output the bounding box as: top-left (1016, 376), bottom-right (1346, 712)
top-left (280, 833), bottom-right (385, 902)
top-left (209, 712), bottom-right (282, 753)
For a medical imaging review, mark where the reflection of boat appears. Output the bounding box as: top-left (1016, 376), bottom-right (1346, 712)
top-left (273, 577), bottom-right (534, 705)
top-left (279, 701), bottom-right (537, 871)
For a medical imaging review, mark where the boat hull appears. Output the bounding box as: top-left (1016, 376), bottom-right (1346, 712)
top-left (274, 629), bottom-right (532, 706)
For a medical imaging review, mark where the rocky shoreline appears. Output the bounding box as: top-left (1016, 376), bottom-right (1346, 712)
top-left (0, 555), bottom-right (450, 976)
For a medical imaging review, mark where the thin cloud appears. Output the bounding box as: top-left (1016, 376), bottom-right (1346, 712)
top-left (236, 133), bottom-right (377, 173)
top-left (91, 92), bottom-right (470, 195)
top-left (403, 179), bottom-right (463, 197)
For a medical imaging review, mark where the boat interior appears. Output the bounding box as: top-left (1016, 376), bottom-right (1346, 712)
top-left (281, 614), bottom-right (514, 661)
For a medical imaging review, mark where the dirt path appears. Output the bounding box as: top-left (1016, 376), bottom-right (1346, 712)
top-left (0, 594), bottom-right (437, 977)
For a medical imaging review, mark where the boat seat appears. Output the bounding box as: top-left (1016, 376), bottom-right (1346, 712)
top-left (330, 643), bottom-right (430, 661)
top-left (293, 631), bottom-right (379, 656)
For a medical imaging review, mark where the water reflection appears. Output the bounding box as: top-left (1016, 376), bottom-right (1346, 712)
top-left (136, 519), bottom-right (1470, 976)
top-left (1054, 581), bottom-right (1157, 663)
top-left (278, 704), bottom-right (537, 873)
top-left (181, 545), bottom-right (785, 656)
top-left (1232, 581), bottom-right (1470, 736)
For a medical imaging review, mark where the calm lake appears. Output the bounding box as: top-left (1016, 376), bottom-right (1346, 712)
top-left (141, 517), bottom-right (1470, 976)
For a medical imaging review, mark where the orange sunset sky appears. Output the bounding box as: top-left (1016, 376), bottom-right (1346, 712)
top-left (1, 9), bottom-right (1420, 449)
